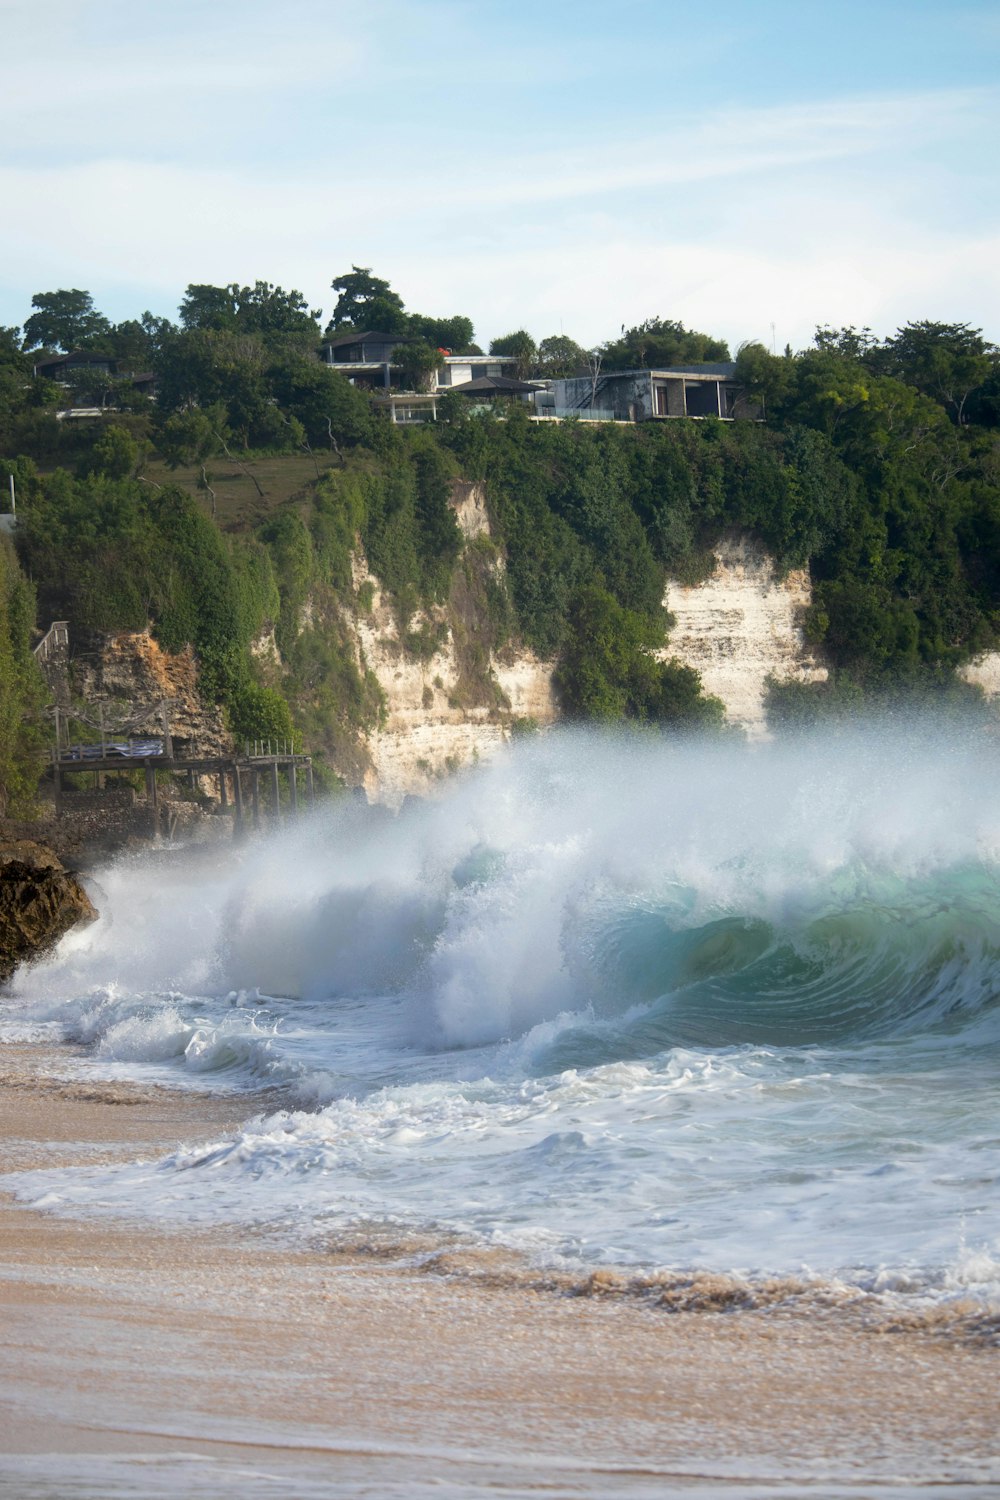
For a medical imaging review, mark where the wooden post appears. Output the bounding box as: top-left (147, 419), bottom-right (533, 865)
top-left (232, 764), bottom-right (245, 840)
top-left (251, 768), bottom-right (260, 829)
top-left (290, 761), bottom-right (298, 813)
top-left (145, 764), bottom-right (158, 840)
top-left (161, 702), bottom-right (174, 761)
top-left (219, 766), bottom-right (229, 808)
top-left (307, 764), bottom-right (315, 804)
top-left (271, 762), bottom-right (280, 819)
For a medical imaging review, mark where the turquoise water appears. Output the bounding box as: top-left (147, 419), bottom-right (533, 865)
top-left (4, 726), bottom-right (999, 1306)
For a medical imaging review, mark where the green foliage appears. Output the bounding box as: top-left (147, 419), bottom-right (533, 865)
top-left (180, 281), bottom-right (318, 340)
top-left (155, 405), bottom-right (225, 468)
top-left (394, 340), bottom-right (444, 392)
top-left (328, 267), bottom-right (407, 334)
top-left (407, 314), bottom-right (475, 353)
top-left (601, 317), bottom-right (730, 371)
top-left (489, 330), bottom-right (537, 380)
top-left (258, 510), bottom-right (315, 657)
top-left (228, 683), bottom-right (296, 747)
top-left (22, 289), bottom-right (110, 352)
top-left (88, 424), bottom-right (141, 479)
top-left (536, 335), bottom-right (588, 378)
top-left (0, 538), bottom-right (46, 814)
top-left (555, 584), bottom-right (721, 727)
top-left (879, 321), bottom-right (997, 427)
top-left (266, 358), bottom-right (374, 448)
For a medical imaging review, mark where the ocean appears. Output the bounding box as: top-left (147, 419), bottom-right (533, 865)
top-left (3, 721), bottom-right (998, 1326)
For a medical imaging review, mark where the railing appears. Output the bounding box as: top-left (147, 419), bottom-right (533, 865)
top-left (34, 621), bottom-right (69, 662)
top-left (245, 739), bottom-right (303, 759)
top-left (532, 407), bottom-right (618, 422)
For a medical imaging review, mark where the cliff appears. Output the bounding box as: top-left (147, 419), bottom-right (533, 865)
top-left (350, 483), bottom-right (557, 804)
top-left (73, 631), bottom-right (229, 759)
top-left (62, 504), bottom-right (828, 808)
top-left (663, 536), bottom-right (827, 739)
top-left (346, 512), bottom-right (825, 798)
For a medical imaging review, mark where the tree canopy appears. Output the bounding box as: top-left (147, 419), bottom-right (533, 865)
top-left (22, 289), bottom-right (111, 352)
top-left (600, 317), bottom-right (730, 370)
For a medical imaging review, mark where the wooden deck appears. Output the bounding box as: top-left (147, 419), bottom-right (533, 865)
top-left (52, 750), bottom-right (315, 838)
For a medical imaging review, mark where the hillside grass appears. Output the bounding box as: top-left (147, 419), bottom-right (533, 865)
top-left (139, 453), bottom-right (338, 530)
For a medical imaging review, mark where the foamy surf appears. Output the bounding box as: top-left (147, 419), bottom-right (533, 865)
top-left (3, 722), bottom-right (999, 1316)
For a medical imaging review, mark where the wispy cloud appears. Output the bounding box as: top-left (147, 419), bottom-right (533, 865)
top-left (0, 0), bottom-right (997, 349)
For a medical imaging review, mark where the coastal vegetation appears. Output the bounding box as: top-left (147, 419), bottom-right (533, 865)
top-left (1, 270), bottom-right (999, 796)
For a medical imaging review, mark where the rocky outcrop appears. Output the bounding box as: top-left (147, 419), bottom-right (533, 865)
top-left (662, 535), bottom-right (827, 739)
top-left (958, 653), bottom-right (1000, 699)
top-left (0, 841), bottom-right (97, 984)
top-left (73, 630), bottom-right (229, 759)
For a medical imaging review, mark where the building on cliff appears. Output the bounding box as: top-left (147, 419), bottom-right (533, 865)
top-left (551, 364), bottom-right (760, 422)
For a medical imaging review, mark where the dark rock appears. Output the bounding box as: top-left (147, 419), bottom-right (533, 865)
top-left (0, 840), bottom-right (98, 985)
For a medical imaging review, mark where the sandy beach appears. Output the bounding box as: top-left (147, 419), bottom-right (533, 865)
top-left (0, 1045), bottom-right (996, 1498)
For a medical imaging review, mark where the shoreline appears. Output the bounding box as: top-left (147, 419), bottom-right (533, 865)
top-left (0, 1047), bottom-right (998, 1496)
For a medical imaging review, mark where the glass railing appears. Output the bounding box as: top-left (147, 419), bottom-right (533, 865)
top-left (533, 406), bottom-right (618, 421)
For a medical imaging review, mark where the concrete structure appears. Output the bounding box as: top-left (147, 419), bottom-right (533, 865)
top-left (552, 364), bottom-right (760, 422)
top-left (322, 330), bottom-right (514, 399)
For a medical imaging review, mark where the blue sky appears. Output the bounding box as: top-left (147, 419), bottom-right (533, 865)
top-left (2, 0), bottom-right (998, 353)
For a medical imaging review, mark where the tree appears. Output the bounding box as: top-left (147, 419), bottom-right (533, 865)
top-left (813, 325), bottom-right (880, 363)
top-left (600, 317), bottom-right (729, 370)
top-left (22, 289), bottom-right (111, 352)
top-left (266, 358), bottom-right (374, 448)
top-left (228, 683), bottom-right (296, 747)
top-left (155, 405), bottom-right (225, 468)
top-left (880, 321), bottom-right (997, 426)
top-left (327, 267), bottom-right (407, 333)
top-left (179, 284), bottom-right (238, 331)
top-left (395, 339), bottom-right (444, 392)
top-left (732, 341), bottom-right (793, 414)
top-left (230, 281), bottom-right (319, 338)
top-left (0, 537), bottom-right (46, 814)
top-left (407, 314), bottom-right (476, 353)
top-left (180, 282), bottom-right (319, 340)
top-left (88, 425), bottom-right (141, 479)
top-left (536, 335), bottom-right (588, 378)
top-left (489, 330), bottom-right (537, 380)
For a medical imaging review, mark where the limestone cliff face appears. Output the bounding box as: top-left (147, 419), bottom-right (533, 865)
top-left (349, 485), bottom-right (557, 805)
top-left (959, 653), bottom-right (1000, 699)
top-left (662, 535), bottom-right (827, 739)
top-left (63, 513), bottom-right (828, 807)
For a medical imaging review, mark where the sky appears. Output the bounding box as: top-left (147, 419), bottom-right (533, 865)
top-left (2, 0), bottom-right (999, 355)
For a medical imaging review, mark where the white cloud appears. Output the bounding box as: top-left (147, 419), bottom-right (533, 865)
top-left (0, 84), bottom-right (997, 348)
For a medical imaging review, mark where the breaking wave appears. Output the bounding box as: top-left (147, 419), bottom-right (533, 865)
top-left (5, 721), bottom-right (1000, 1304)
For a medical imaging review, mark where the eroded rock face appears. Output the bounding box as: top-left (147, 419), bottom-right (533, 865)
top-left (350, 536), bottom-right (557, 806)
top-left (0, 841), bottom-right (97, 985)
top-left (73, 631), bottom-right (230, 759)
top-left (662, 535), bottom-right (827, 738)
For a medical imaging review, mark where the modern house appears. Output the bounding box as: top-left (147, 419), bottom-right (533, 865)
top-left (33, 350), bottom-right (157, 411)
top-left (322, 330), bottom-right (514, 393)
top-left (551, 364), bottom-right (760, 422)
top-left (33, 350), bottom-right (118, 381)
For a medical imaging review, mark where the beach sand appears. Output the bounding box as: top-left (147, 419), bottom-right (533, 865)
top-left (0, 1046), bottom-right (997, 1498)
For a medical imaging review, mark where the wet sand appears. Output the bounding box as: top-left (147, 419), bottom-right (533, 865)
top-left (0, 1048), bottom-right (998, 1498)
